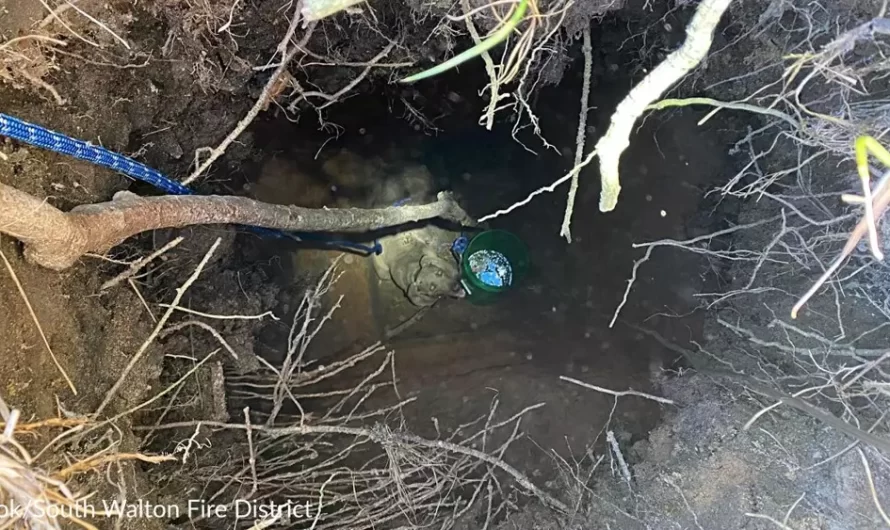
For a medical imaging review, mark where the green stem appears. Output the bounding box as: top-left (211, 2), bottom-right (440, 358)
top-left (398, 0), bottom-right (529, 84)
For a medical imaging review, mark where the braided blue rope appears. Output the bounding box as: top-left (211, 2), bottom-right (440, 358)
top-left (0, 113), bottom-right (191, 194)
top-left (0, 113), bottom-right (381, 255)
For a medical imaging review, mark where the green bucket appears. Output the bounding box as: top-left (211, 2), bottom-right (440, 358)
top-left (459, 229), bottom-right (529, 304)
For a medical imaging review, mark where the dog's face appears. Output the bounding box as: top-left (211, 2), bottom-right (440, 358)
top-left (406, 254), bottom-right (465, 307)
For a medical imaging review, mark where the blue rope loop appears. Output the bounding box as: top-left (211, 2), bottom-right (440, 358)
top-left (0, 113), bottom-right (381, 255)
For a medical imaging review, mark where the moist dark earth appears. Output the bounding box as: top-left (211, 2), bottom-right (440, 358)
top-left (1, 0), bottom-right (889, 529)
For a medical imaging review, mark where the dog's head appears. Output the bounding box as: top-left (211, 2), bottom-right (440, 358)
top-left (406, 254), bottom-right (465, 307)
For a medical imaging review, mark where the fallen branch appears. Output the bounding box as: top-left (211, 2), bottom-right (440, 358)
top-left (0, 183), bottom-right (474, 270)
top-left (595, 0), bottom-right (732, 212)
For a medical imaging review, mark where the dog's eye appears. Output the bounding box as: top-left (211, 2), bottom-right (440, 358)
top-left (435, 270), bottom-right (444, 277)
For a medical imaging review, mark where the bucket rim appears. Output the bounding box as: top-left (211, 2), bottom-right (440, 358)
top-left (460, 229), bottom-right (528, 294)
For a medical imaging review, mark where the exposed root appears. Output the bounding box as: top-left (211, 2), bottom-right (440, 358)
top-left (0, 32), bottom-right (67, 104)
top-left (559, 24), bottom-right (592, 242)
top-left (182, 1), bottom-right (310, 185)
top-left (791, 136), bottom-right (890, 319)
top-left (99, 236), bottom-right (184, 291)
top-left (0, 395), bottom-right (169, 529)
top-left (301, 0), bottom-right (368, 21)
top-left (560, 375), bottom-right (675, 405)
top-left (132, 263), bottom-right (569, 527)
top-left (1, 0), bottom-right (135, 103)
top-left (478, 146), bottom-right (597, 222)
top-left (0, 249), bottom-right (76, 394)
top-left (94, 237), bottom-right (223, 416)
top-left (858, 447), bottom-right (890, 527)
top-left (400, 0), bottom-right (531, 84)
top-left (0, 183), bottom-right (474, 270)
top-left (595, 0), bottom-right (732, 212)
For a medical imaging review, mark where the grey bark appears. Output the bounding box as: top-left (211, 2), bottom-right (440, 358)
top-left (0, 183), bottom-right (474, 270)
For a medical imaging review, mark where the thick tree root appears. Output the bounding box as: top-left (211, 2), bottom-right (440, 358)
top-left (0, 182), bottom-right (474, 270)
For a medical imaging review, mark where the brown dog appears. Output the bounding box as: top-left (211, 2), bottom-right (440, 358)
top-left (371, 225), bottom-right (465, 307)
top-left (321, 148), bottom-right (466, 307)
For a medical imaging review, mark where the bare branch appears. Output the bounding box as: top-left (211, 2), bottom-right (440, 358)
top-left (0, 183), bottom-right (473, 270)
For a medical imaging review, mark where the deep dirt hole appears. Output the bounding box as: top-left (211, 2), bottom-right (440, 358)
top-left (5, 0), bottom-right (889, 528)
top-left (220, 21), bottom-right (739, 486)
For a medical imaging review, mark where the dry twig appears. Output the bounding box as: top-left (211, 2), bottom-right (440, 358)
top-left (95, 238), bottom-right (222, 416)
top-left (133, 263), bottom-right (567, 528)
top-left (182, 2), bottom-right (311, 185)
top-left (560, 376), bottom-right (674, 405)
top-left (0, 248), bottom-right (76, 394)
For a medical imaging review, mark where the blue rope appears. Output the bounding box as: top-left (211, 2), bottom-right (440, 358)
top-left (0, 113), bottom-right (382, 255)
